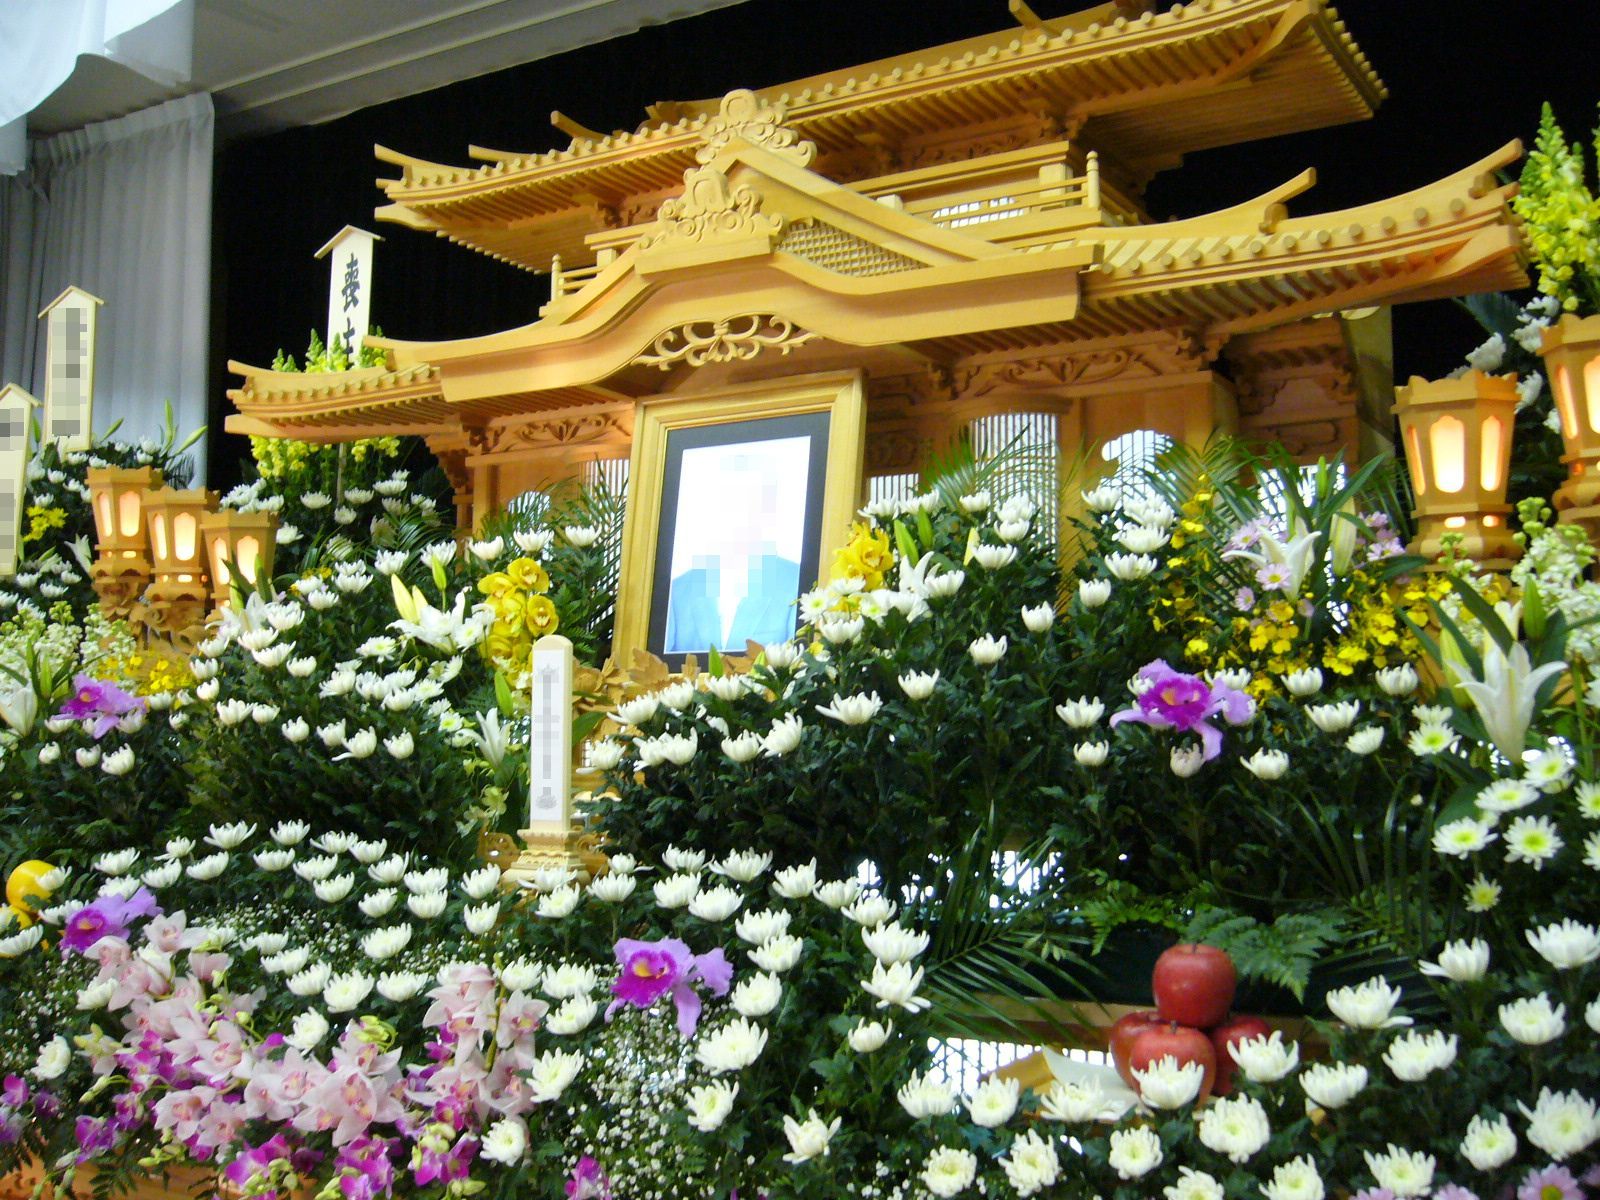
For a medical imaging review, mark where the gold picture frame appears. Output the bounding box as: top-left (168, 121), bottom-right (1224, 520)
top-left (613, 371), bottom-right (866, 668)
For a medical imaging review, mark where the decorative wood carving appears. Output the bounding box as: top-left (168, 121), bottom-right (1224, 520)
top-left (484, 412), bottom-right (628, 456)
top-left (698, 89), bottom-right (815, 168)
top-left (864, 429), bottom-right (925, 473)
top-left (955, 350), bottom-right (1138, 397)
top-left (639, 164), bottom-right (783, 250)
top-left (634, 315), bottom-right (816, 370)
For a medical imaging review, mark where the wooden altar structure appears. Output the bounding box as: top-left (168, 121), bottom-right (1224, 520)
top-left (226, 0), bottom-right (1527, 533)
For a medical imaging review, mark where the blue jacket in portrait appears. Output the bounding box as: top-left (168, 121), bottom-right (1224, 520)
top-left (665, 555), bottom-right (800, 653)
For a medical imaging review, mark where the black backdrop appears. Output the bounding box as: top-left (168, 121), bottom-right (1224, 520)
top-left (210, 0), bottom-right (1596, 488)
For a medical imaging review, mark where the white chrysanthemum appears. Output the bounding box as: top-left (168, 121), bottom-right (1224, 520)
top-left (1362, 1145), bottom-right (1435, 1198)
top-left (285, 1010), bottom-right (329, 1051)
top-left (1346, 726), bottom-right (1385, 755)
top-left (1107, 1126), bottom-right (1163, 1180)
top-left (1418, 937), bottom-right (1490, 982)
top-left (1059, 736), bottom-right (1105, 770)
top-left (94, 848), bottom-right (141, 876)
top-left (544, 995), bottom-right (599, 1036)
top-left (407, 890), bottom-right (448, 920)
top-left (1242, 748), bottom-right (1289, 780)
top-left (1196, 1093), bottom-right (1271, 1162)
top-left (480, 1117), bottom-right (529, 1166)
top-left (730, 972), bottom-right (782, 1019)
top-left (313, 873), bottom-right (356, 903)
top-left (771, 860), bottom-right (817, 899)
top-left (685, 1081), bottom-right (739, 1132)
top-left (897, 1071), bottom-right (957, 1119)
top-left (652, 872), bottom-right (701, 909)
top-left (361, 923), bottom-right (413, 961)
top-left (921, 1147), bottom-right (978, 1198)
top-left (1458, 1113), bottom-right (1517, 1171)
top-left (780, 1109), bottom-right (840, 1165)
top-left (323, 971), bottom-right (374, 1013)
top-left (688, 884), bottom-right (743, 922)
top-left (695, 1019), bottom-right (768, 1074)
top-left (1055, 697), bottom-right (1104, 729)
top-left (1526, 919), bottom-right (1600, 969)
top-left (848, 1019), bottom-right (892, 1053)
top-left (999, 1128), bottom-right (1061, 1197)
top-left (1518, 1088), bottom-right (1600, 1161)
top-left (1131, 1054), bottom-right (1206, 1108)
top-left (1382, 1029), bottom-right (1458, 1080)
top-left (542, 962), bottom-right (599, 999)
top-left (1306, 700), bottom-right (1360, 733)
top-left (750, 933), bottom-right (804, 973)
top-left (1326, 976), bottom-right (1410, 1029)
top-left (1498, 993), bottom-right (1566, 1045)
top-left (1163, 1167), bottom-right (1225, 1200)
top-left (526, 1049), bottom-right (584, 1103)
top-left (1228, 1030), bottom-right (1300, 1084)
top-left (965, 1076), bottom-right (1020, 1127)
top-left (862, 921), bottom-right (929, 964)
top-left (1262, 1156), bottom-right (1324, 1200)
top-left (588, 872), bottom-right (636, 903)
top-left (862, 959), bottom-right (930, 1012)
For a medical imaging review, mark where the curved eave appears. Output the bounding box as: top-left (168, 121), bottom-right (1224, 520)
top-left (371, 242), bottom-right (1095, 402)
top-left (225, 362), bottom-right (455, 440)
top-left (921, 143), bottom-right (1527, 354)
top-left (374, 0), bottom-right (1381, 263)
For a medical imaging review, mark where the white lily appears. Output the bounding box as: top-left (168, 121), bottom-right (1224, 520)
top-left (390, 585), bottom-right (483, 652)
top-left (1449, 637), bottom-right (1567, 763)
top-left (1222, 527), bottom-right (1321, 600)
top-left (0, 686), bottom-right (38, 736)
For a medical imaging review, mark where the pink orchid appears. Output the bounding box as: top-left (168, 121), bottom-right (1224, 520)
top-left (494, 991), bottom-right (548, 1050)
top-left (1109, 659), bottom-right (1253, 760)
top-left (606, 937), bottom-right (733, 1037)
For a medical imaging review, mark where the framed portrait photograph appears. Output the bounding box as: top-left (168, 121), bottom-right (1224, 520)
top-left (614, 372), bottom-right (866, 670)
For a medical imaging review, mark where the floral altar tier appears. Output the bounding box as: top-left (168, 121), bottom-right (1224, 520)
top-left (6, 6), bottom-right (1600, 1200)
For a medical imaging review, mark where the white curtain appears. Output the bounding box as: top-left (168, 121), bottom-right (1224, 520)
top-left (0, 92), bottom-right (212, 474)
top-left (0, 0), bottom-right (193, 173)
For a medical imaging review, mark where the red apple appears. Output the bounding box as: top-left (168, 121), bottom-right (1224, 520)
top-left (1127, 1021), bottom-right (1216, 1103)
top-left (1152, 943), bottom-right (1237, 1028)
top-left (1107, 1010), bottom-right (1163, 1089)
top-left (1208, 1014), bottom-right (1271, 1096)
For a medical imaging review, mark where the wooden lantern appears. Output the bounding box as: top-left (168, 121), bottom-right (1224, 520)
top-left (141, 486), bottom-right (218, 633)
top-left (1392, 371), bottom-right (1520, 567)
top-left (1537, 313), bottom-right (1600, 537)
top-left (86, 466), bottom-right (162, 617)
top-left (199, 510), bottom-right (278, 609)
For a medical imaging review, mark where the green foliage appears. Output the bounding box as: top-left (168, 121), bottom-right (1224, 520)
top-left (1184, 907), bottom-right (1346, 1001)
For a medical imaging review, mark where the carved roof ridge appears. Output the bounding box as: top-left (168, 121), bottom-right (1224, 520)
top-left (375, 0), bottom-right (1381, 205)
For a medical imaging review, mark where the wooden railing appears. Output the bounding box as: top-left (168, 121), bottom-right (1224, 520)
top-left (548, 249), bottom-right (616, 303)
top-left (863, 151), bottom-right (1118, 232)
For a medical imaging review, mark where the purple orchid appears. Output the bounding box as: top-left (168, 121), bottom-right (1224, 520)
top-left (57, 674), bottom-right (145, 739)
top-left (1109, 659), bottom-right (1253, 761)
top-left (58, 888), bottom-right (160, 955)
top-left (1, 1076), bottom-right (27, 1108)
top-left (566, 1157), bottom-right (612, 1200)
top-left (223, 1134), bottom-right (295, 1191)
top-left (606, 937), bottom-right (733, 1036)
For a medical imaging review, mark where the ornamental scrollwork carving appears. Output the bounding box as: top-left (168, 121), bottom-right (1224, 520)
top-left (638, 163), bottom-right (783, 250)
top-left (484, 413), bottom-right (627, 456)
top-left (634, 315), bottom-right (816, 371)
top-left (954, 349), bottom-right (1140, 397)
top-left (698, 89), bottom-right (815, 168)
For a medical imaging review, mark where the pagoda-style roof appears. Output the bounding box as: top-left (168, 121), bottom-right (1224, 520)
top-left (225, 363), bottom-right (451, 442)
top-left (228, 126), bottom-right (1525, 445)
top-left (375, 0), bottom-right (1383, 274)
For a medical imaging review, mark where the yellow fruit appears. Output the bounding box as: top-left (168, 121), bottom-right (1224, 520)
top-left (6, 860), bottom-right (57, 912)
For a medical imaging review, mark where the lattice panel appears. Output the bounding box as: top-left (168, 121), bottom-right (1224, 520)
top-left (777, 221), bottom-right (922, 278)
